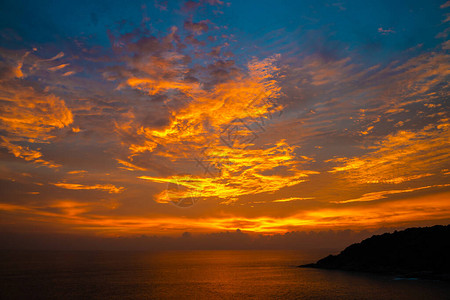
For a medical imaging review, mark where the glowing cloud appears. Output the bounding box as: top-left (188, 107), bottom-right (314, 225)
top-left (329, 119), bottom-right (450, 184)
top-left (0, 50), bottom-right (73, 167)
top-left (52, 183), bottom-right (125, 194)
top-left (115, 44), bottom-right (316, 204)
top-left (333, 184), bottom-right (450, 204)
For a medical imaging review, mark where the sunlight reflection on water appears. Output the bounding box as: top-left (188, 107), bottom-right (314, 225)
top-left (1, 250), bottom-right (449, 299)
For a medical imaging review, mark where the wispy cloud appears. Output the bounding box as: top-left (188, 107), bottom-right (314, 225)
top-left (0, 49), bottom-right (73, 168)
top-left (333, 184), bottom-right (450, 204)
top-left (378, 27), bottom-right (395, 35)
top-left (273, 197), bottom-right (315, 202)
top-left (52, 182), bottom-right (125, 194)
top-left (328, 120), bottom-right (449, 184)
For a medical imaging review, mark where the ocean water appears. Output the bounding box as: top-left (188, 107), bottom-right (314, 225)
top-left (1, 250), bottom-right (449, 299)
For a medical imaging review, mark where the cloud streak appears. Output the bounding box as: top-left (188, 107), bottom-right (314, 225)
top-left (52, 182), bottom-right (125, 194)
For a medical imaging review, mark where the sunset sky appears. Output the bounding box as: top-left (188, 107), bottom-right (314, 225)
top-left (0, 0), bottom-right (449, 245)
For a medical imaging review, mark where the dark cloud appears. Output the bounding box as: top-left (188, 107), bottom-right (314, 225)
top-left (184, 20), bottom-right (209, 35)
top-left (0, 227), bottom-right (400, 251)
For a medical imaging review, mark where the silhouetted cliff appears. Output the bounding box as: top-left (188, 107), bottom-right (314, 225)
top-left (300, 225), bottom-right (450, 280)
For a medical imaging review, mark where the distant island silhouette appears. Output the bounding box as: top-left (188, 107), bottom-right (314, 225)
top-left (300, 225), bottom-right (450, 281)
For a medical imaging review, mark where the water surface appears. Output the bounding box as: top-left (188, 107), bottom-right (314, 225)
top-left (1, 250), bottom-right (449, 299)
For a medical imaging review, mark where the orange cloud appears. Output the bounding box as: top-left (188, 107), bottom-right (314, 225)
top-left (139, 140), bottom-right (318, 203)
top-left (67, 170), bottom-right (87, 175)
top-left (333, 183), bottom-right (450, 204)
top-left (1, 192), bottom-right (448, 235)
top-left (116, 159), bottom-right (147, 171)
top-left (52, 182), bottom-right (125, 194)
top-left (329, 119), bottom-right (450, 184)
top-left (272, 197), bottom-right (315, 203)
top-left (48, 63), bottom-right (69, 71)
top-left (0, 51), bottom-right (73, 168)
top-left (115, 51), bottom-right (318, 204)
top-left (0, 87), bottom-right (73, 141)
top-left (0, 137), bottom-right (61, 168)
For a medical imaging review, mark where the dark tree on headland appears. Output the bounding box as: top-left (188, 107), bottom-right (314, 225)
top-left (300, 225), bottom-right (450, 280)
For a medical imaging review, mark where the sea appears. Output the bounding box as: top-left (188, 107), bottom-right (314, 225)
top-left (1, 250), bottom-right (449, 299)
